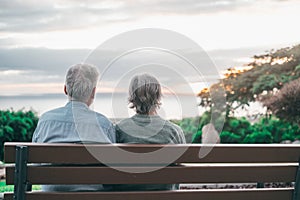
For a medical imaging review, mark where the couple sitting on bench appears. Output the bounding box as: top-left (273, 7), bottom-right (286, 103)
top-left (32, 63), bottom-right (186, 192)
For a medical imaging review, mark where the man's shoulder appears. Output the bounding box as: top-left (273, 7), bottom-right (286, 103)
top-left (39, 106), bottom-right (66, 120)
top-left (93, 111), bottom-right (113, 125)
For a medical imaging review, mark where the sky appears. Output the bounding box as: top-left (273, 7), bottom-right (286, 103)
top-left (1, 0), bottom-right (300, 96)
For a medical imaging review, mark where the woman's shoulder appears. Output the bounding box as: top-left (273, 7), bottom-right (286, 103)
top-left (163, 120), bottom-right (186, 144)
top-left (116, 117), bottom-right (133, 126)
top-left (163, 120), bottom-right (182, 131)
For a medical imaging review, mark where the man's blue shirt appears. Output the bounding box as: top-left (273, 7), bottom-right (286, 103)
top-left (32, 101), bottom-right (116, 192)
top-left (32, 101), bottom-right (115, 143)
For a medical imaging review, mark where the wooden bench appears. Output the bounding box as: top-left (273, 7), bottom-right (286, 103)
top-left (3, 142), bottom-right (300, 200)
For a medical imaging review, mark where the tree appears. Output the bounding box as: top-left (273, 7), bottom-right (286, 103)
top-left (263, 78), bottom-right (300, 125)
top-left (198, 44), bottom-right (300, 117)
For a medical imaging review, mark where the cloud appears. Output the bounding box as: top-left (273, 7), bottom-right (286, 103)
top-left (0, 41), bottom-right (297, 95)
top-left (0, 47), bottom-right (88, 71)
top-left (141, 0), bottom-right (251, 15)
top-left (0, 48), bottom-right (90, 86)
top-left (0, 0), bottom-right (131, 32)
top-left (0, 44), bottom-right (280, 90)
top-left (0, 0), bottom-right (292, 33)
top-left (0, 46), bottom-right (219, 94)
top-left (1, 0), bottom-right (299, 94)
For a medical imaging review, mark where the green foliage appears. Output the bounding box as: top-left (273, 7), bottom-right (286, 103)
top-left (191, 130), bottom-right (202, 143)
top-left (220, 131), bottom-right (242, 143)
top-left (198, 44), bottom-right (300, 118)
top-left (255, 117), bottom-right (300, 143)
top-left (264, 78), bottom-right (300, 125)
top-left (194, 44), bottom-right (300, 142)
top-left (219, 117), bottom-right (252, 143)
top-left (243, 130), bottom-right (273, 144)
top-left (189, 111), bottom-right (224, 143)
top-left (252, 74), bottom-right (279, 94)
top-left (0, 109), bottom-right (38, 161)
top-left (187, 115), bottom-right (300, 144)
top-left (0, 181), bottom-right (41, 192)
top-left (223, 117), bottom-right (252, 138)
top-left (178, 117), bottom-right (201, 143)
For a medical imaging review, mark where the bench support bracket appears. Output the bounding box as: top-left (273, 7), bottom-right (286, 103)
top-left (293, 158), bottom-right (300, 200)
top-left (13, 146), bottom-right (28, 200)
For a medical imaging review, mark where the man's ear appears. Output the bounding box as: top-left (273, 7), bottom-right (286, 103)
top-left (91, 87), bottom-right (96, 99)
top-left (64, 85), bottom-right (68, 95)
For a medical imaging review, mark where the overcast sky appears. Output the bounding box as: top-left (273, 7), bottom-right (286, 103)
top-left (1, 0), bottom-right (300, 95)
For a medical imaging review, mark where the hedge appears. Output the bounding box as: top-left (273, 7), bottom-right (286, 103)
top-left (0, 109), bottom-right (38, 161)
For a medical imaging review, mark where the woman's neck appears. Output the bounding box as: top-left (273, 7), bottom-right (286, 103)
top-left (148, 110), bottom-right (157, 115)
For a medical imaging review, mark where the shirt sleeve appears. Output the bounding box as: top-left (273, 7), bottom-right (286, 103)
top-left (106, 123), bottom-right (116, 143)
top-left (32, 122), bottom-right (41, 143)
top-left (177, 128), bottom-right (186, 144)
top-left (170, 122), bottom-right (186, 144)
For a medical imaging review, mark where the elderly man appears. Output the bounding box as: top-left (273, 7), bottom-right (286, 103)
top-left (32, 63), bottom-right (115, 191)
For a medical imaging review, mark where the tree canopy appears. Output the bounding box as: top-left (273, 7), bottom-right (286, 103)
top-left (263, 78), bottom-right (300, 125)
top-left (198, 44), bottom-right (300, 119)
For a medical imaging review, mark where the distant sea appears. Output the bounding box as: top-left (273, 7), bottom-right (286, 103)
top-left (0, 93), bottom-right (203, 120)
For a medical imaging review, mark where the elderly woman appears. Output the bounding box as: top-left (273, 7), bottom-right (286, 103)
top-left (114, 74), bottom-right (186, 191)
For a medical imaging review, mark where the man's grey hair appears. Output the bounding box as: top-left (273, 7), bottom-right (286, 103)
top-left (65, 63), bottom-right (99, 102)
top-left (129, 74), bottom-right (162, 114)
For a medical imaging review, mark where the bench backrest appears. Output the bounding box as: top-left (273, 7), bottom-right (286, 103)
top-left (4, 142), bottom-right (300, 200)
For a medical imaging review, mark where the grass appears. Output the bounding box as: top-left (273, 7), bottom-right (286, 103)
top-left (0, 181), bottom-right (41, 193)
top-left (0, 181), bottom-right (13, 193)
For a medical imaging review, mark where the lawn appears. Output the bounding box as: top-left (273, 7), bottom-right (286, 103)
top-left (0, 181), bottom-right (41, 193)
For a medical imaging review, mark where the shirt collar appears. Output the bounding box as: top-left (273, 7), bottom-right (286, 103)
top-left (66, 101), bottom-right (89, 109)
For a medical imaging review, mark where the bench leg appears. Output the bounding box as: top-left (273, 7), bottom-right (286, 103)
top-left (13, 146), bottom-right (28, 200)
top-left (293, 159), bottom-right (300, 200)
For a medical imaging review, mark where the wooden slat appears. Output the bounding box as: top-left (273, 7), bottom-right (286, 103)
top-left (5, 164), bottom-right (297, 185)
top-left (4, 143), bottom-right (300, 164)
top-left (3, 188), bottom-right (294, 200)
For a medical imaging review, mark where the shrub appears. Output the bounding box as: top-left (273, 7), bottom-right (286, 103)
top-left (220, 131), bottom-right (243, 143)
top-left (243, 130), bottom-right (273, 144)
top-left (223, 117), bottom-right (252, 138)
top-left (179, 117), bottom-right (201, 143)
top-left (191, 130), bottom-right (202, 143)
top-left (0, 109), bottom-right (38, 161)
top-left (253, 117), bottom-right (300, 143)
top-left (263, 78), bottom-right (300, 125)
